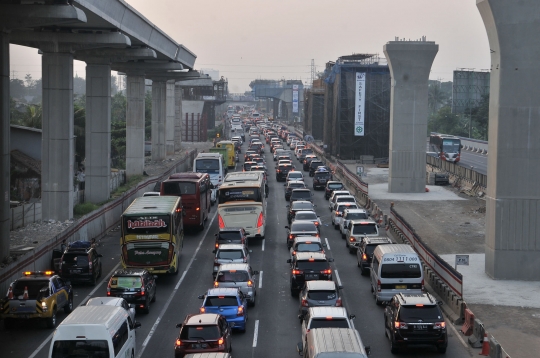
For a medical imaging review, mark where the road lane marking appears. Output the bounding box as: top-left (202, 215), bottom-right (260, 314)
top-left (137, 210), bottom-right (217, 358)
top-left (335, 269), bottom-right (342, 287)
top-left (252, 319), bottom-right (260, 347)
top-left (28, 262), bottom-right (121, 358)
top-left (448, 319), bottom-right (468, 348)
top-left (259, 271), bottom-right (263, 288)
top-left (325, 237), bottom-right (331, 251)
top-left (262, 239), bottom-right (265, 251)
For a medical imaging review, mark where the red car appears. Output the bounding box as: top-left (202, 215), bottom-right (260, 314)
top-left (174, 313), bottom-right (232, 358)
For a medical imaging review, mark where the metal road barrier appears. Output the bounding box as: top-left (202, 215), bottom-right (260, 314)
top-left (426, 154), bottom-right (487, 189)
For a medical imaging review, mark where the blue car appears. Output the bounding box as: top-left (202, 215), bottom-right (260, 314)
top-left (198, 288), bottom-right (248, 332)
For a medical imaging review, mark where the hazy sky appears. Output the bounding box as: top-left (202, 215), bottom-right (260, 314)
top-left (9, 0), bottom-right (491, 93)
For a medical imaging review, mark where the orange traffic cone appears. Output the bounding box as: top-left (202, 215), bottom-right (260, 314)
top-left (479, 333), bottom-right (489, 356)
top-left (7, 285), bottom-right (13, 299)
top-left (22, 286), bottom-right (29, 300)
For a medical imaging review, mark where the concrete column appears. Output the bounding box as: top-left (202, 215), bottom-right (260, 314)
top-left (384, 40), bottom-right (438, 193)
top-left (85, 63), bottom-right (111, 203)
top-left (166, 80), bottom-right (175, 155)
top-left (174, 84), bottom-right (183, 152)
top-left (0, 32), bottom-right (10, 261)
top-left (478, 0), bottom-right (540, 280)
top-left (151, 80), bottom-right (166, 161)
top-left (126, 74), bottom-right (145, 178)
top-left (41, 52), bottom-right (74, 221)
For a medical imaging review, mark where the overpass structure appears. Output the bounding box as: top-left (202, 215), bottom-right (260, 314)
top-left (250, 79), bottom-right (303, 121)
top-left (0, 0), bottom-right (199, 261)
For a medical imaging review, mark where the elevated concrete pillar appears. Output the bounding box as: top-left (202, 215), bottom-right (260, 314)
top-left (166, 80), bottom-right (175, 155)
top-left (151, 80), bottom-right (166, 161)
top-left (85, 63), bottom-right (111, 203)
top-left (174, 84), bottom-right (183, 151)
top-left (478, 0), bottom-right (540, 280)
top-left (42, 51), bottom-right (74, 221)
top-left (384, 40), bottom-right (438, 193)
top-left (126, 74), bottom-right (145, 178)
top-left (0, 32), bottom-right (10, 261)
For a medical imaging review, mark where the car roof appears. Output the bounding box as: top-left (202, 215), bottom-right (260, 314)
top-left (294, 210), bottom-right (317, 216)
top-left (206, 288), bottom-right (240, 297)
top-left (287, 180), bottom-right (305, 185)
top-left (295, 252), bottom-right (327, 261)
top-left (291, 200), bottom-right (313, 206)
top-left (308, 306), bottom-right (348, 318)
top-left (218, 263), bottom-right (250, 271)
top-left (363, 236), bottom-right (393, 244)
top-left (336, 195), bottom-right (355, 199)
top-left (293, 236), bottom-right (322, 244)
top-left (397, 293), bottom-right (438, 306)
top-left (185, 313), bottom-right (221, 325)
top-left (306, 280), bottom-right (337, 291)
top-left (344, 208), bottom-right (367, 213)
top-left (350, 219), bottom-right (377, 225)
top-left (217, 244), bottom-right (245, 250)
top-left (292, 189), bottom-right (310, 192)
top-left (86, 297), bottom-right (125, 307)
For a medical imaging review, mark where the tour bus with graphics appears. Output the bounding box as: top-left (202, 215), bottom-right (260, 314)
top-left (120, 196), bottom-right (184, 275)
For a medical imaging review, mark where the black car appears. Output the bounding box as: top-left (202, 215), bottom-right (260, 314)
top-left (303, 155), bottom-right (318, 171)
top-left (298, 148), bottom-right (313, 162)
top-left (384, 293), bottom-right (448, 353)
top-left (287, 201), bottom-right (316, 224)
top-left (357, 236), bottom-right (394, 275)
top-left (313, 170), bottom-right (332, 190)
top-left (284, 180), bottom-right (307, 201)
top-left (215, 227), bottom-right (248, 249)
top-left (60, 241), bottom-right (103, 285)
top-left (287, 252), bottom-right (333, 296)
top-left (308, 160), bottom-right (324, 176)
top-left (107, 268), bottom-right (157, 313)
top-left (276, 163), bottom-right (294, 181)
top-left (285, 220), bottom-right (319, 249)
top-left (325, 181), bottom-right (345, 199)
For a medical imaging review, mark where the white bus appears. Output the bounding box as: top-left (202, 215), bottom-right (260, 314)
top-left (218, 172), bottom-right (267, 239)
top-left (194, 153), bottom-right (225, 205)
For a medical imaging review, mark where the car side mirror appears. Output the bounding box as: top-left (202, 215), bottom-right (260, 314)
top-left (338, 285), bottom-right (344, 290)
top-left (297, 342), bottom-right (304, 355)
top-left (328, 258), bottom-right (334, 262)
top-left (129, 304), bottom-right (136, 309)
top-left (134, 321), bottom-right (142, 329)
top-left (97, 254), bottom-right (103, 258)
top-left (286, 205), bottom-right (290, 208)
top-left (365, 346), bottom-right (371, 355)
top-left (198, 294), bottom-right (205, 299)
top-left (349, 314), bottom-right (356, 320)
top-left (153, 275), bottom-right (158, 279)
top-left (286, 259), bottom-right (291, 263)
top-left (176, 323), bottom-right (183, 328)
top-left (437, 301), bottom-right (444, 306)
top-left (322, 243), bottom-right (327, 247)
top-left (212, 249), bottom-right (216, 253)
top-left (297, 314), bottom-right (304, 321)
top-left (253, 270), bottom-right (260, 275)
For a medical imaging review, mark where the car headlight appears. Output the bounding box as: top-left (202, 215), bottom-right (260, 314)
top-left (41, 301), bottom-right (48, 312)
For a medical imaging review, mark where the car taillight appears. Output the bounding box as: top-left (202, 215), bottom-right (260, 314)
top-left (314, 222), bottom-right (319, 226)
top-left (362, 253), bottom-right (367, 260)
top-left (292, 269), bottom-right (303, 275)
top-left (247, 280), bottom-right (253, 287)
top-left (395, 321), bottom-right (408, 329)
top-left (88, 260), bottom-right (93, 272)
top-left (292, 251), bottom-right (296, 255)
top-left (140, 285), bottom-right (145, 296)
top-left (200, 307), bottom-right (206, 313)
top-left (377, 279), bottom-right (381, 292)
top-left (301, 299), bottom-right (309, 307)
top-left (106, 284), bottom-right (111, 296)
top-left (336, 298), bottom-right (342, 306)
top-left (257, 213), bottom-right (264, 227)
top-left (321, 269), bottom-right (331, 275)
top-left (218, 338), bottom-right (224, 345)
top-left (218, 214), bottom-right (225, 229)
top-left (421, 279), bottom-right (425, 292)
top-left (336, 211), bottom-right (341, 216)
top-left (175, 339), bottom-right (183, 347)
top-left (289, 234), bottom-right (294, 239)
top-left (434, 321), bottom-right (446, 329)
top-left (214, 281), bottom-right (219, 287)
top-left (237, 306), bottom-right (244, 316)
top-left (349, 237), bottom-right (355, 242)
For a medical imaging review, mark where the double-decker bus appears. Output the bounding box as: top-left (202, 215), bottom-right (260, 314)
top-left (120, 196), bottom-right (183, 274)
top-left (160, 172), bottom-right (212, 230)
top-left (429, 133), bottom-right (461, 163)
top-left (218, 172), bottom-right (267, 239)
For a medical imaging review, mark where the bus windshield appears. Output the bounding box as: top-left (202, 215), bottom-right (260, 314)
top-left (161, 181), bottom-right (196, 196)
top-left (442, 139), bottom-right (460, 153)
top-left (196, 159), bottom-right (220, 174)
top-left (219, 187), bottom-right (262, 203)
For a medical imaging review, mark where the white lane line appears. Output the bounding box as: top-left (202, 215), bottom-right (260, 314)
top-left (137, 210), bottom-right (217, 358)
top-left (258, 271), bottom-right (263, 289)
top-left (325, 237), bottom-right (331, 251)
top-left (252, 319), bottom-right (260, 347)
top-left (28, 262), bottom-right (121, 358)
top-left (262, 239), bottom-right (265, 252)
top-left (448, 318), bottom-right (468, 348)
top-left (335, 269), bottom-right (342, 287)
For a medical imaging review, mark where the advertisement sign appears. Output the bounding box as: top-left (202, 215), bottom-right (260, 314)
top-left (355, 73), bottom-right (366, 136)
top-left (292, 84), bottom-right (299, 113)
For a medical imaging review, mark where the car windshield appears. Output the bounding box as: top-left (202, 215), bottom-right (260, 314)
top-left (62, 254), bottom-right (89, 267)
top-left (296, 261), bottom-right (329, 270)
top-left (309, 318), bottom-right (349, 329)
top-left (180, 325), bottom-right (220, 340)
top-left (338, 204), bottom-right (358, 211)
top-left (337, 197), bottom-right (354, 202)
top-left (328, 183), bottom-right (344, 189)
top-left (291, 222), bottom-right (317, 231)
top-left (310, 162), bottom-right (323, 168)
top-left (288, 173), bottom-right (303, 179)
top-left (110, 276), bottom-right (143, 289)
top-left (315, 173), bottom-right (330, 179)
top-left (204, 296), bottom-right (239, 307)
top-left (51, 340), bottom-right (109, 358)
top-left (289, 183), bottom-right (305, 189)
top-left (346, 212), bottom-right (368, 220)
top-left (217, 271), bottom-right (249, 282)
top-left (308, 290), bottom-right (337, 300)
top-left (218, 232), bottom-right (242, 241)
top-left (399, 306), bottom-right (442, 321)
top-left (295, 243), bottom-right (323, 252)
top-left (381, 263), bottom-right (422, 278)
top-left (295, 212), bottom-right (317, 220)
top-left (292, 191), bottom-right (311, 199)
top-left (352, 224), bottom-right (377, 235)
top-left (292, 202), bottom-right (313, 210)
top-left (217, 250), bottom-right (245, 260)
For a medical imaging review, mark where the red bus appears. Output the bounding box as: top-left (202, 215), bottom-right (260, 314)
top-left (160, 173), bottom-right (212, 230)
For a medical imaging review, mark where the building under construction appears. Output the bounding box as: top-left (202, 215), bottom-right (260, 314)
top-left (303, 79), bottom-right (325, 140)
top-left (320, 54), bottom-right (391, 159)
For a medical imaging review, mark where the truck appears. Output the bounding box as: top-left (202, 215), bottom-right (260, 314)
top-left (209, 147), bottom-right (228, 166)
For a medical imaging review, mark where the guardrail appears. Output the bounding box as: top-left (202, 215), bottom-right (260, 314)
top-left (426, 155), bottom-right (487, 189)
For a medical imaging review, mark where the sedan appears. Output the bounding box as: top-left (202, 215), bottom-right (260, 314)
top-left (292, 210), bottom-right (321, 232)
top-left (285, 220), bottom-right (319, 249)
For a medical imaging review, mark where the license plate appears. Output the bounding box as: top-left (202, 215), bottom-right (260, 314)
top-left (415, 325), bottom-right (428, 330)
top-left (320, 179), bottom-right (326, 183)
top-left (191, 343), bottom-right (208, 349)
top-left (305, 274), bottom-right (318, 280)
top-left (70, 270), bottom-right (81, 274)
top-left (395, 285), bottom-right (407, 289)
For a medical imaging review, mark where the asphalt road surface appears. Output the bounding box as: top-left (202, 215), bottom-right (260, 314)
top-left (0, 134), bottom-right (476, 358)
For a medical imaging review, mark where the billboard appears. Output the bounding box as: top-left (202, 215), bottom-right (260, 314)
top-left (292, 84), bottom-right (299, 113)
top-left (355, 72), bottom-right (366, 136)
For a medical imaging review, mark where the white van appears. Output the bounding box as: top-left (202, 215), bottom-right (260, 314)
top-left (370, 244), bottom-right (423, 305)
top-left (49, 305), bottom-right (141, 358)
top-left (194, 153), bottom-right (225, 204)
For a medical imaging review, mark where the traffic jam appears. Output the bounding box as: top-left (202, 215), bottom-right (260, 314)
top-left (1, 109), bottom-right (460, 358)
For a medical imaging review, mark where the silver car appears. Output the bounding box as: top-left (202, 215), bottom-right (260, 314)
top-left (298, 280), bottom-right (343, 316)
top-left (214, 263), bottom-right (259, 306)
top-left (86, 296), bottom-right (136, 323)
top-left (292, 210), bottom-right (322, 232)
top-left (212, 244), bottom-right (251, 277)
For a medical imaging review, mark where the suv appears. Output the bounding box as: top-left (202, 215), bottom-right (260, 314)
top-left (298, 148), bottom-right (313, 162)
top-left (290, 188), bottom-right (313, 203)
top-left (107, 268), bottom-right (157, 314)
top-left (198, 288), bottom-right (248, 332)
top-left (174, 313), bottom-right (232, 357)
top-left (339, 209), bottom-right (369, 238)
top-left (308, 160), bottom-right (324, 176)
top-left (290, 236), bottom-right (326, 260)
top-left (214, 227), bottom-right (248, 249)
top-left (212, 244), bottom-right (251, 277)
top-left (285, 220), bottom-right (319, 249)
top-left (298, 280), bottom-right (343, 316)
top-left (276, 163), bottom-right (294, 181)
top-left (214, 263), bottom-right (259, 306)
top-left (303, 155), bottom-right (318, 171)
top-left (313, 170), bottom-right (332, 190)
top-left (60, 241), bottom-right (103, 285)
top-left (357, 237), bottom-right (394, 275)
top-left (325, 181), bottom-right (345, 199)
top-left (284, 180), bottom-right (307, 201)
top-left (384, 293), bottom-right (447, 353)
top-left (344, 219), bottom-right (379, 253)
top-left (287, 252), bottom-right (333, 296)
top-left (299, 306), bottom-right (356, 342)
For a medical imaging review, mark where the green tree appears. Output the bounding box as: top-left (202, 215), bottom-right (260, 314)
top-left (428, 82), bottom-right (447, 114)
top-left (111, 92), bottom-right (127, 123)
top-left (469, 94), bottom-right (489, 140)
top-left (428, 106), bottom-right (468, 137)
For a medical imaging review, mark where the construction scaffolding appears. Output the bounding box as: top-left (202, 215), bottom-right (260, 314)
top-left (323, 54), bottom-right (391, 159)
top-left (304, 81), bottom-right (325, 140)
top-left (452, 70), bottom-right (490, 114)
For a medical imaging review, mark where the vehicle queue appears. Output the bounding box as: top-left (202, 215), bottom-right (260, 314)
top-left (1, 109), bottom-right (449, 358)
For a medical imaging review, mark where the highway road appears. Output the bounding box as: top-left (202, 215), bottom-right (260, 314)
top-left (458, 150), bottom-right (487, 175)
top-left (0, 133), bottom-right (476, 358)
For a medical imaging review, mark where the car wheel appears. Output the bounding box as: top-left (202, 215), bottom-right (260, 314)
top-left (198, 219), bottom-right (205, 232)
top-left (64, 294), bottom-right (73, 314)
top-left (334, 224), bottom-right (339, 230)
top-left (390, 336), bottom-right (399, 354)
top-left (341, 232), bottom-right (346, 239)
top-left (151, 288), bottom-right (156, 303)
top-left (360, 267), bottom-right (368, 276)
top-left (349, 246), bottom-right (355, 254)
top-left (144, 299), bottom-right (150, 314)
top-left (91, 273), bottom-right (97, 286)
top-left (437, 345), bottom-right (447, 353)
top-left (45, 307), bottom-right (57, 328)
top-left (376, 297), bottom-right (383, 306)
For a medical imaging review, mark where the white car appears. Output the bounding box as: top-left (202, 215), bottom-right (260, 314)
top-left (330, 195), bottom-right (357, 212)
top-left (339, 209), bottom-right (370, 237)
top-left (331, 202), bottom-right (359, 229)
top-left (286, 171), bottom-right (305, 182)
top-left (86, 297), bottom-right (136, 324)
top-left (328, 190), bottom-right (351, 210)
